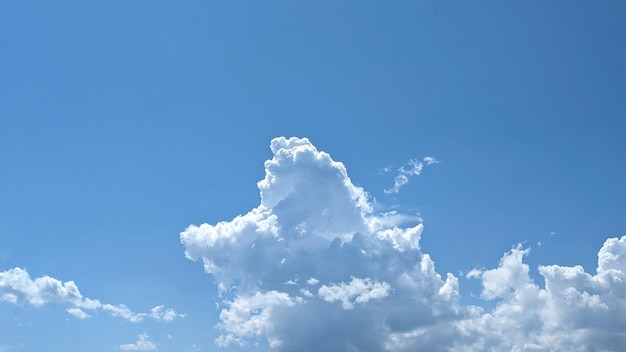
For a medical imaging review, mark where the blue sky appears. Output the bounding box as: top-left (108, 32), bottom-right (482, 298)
top-left (1, 1), bottom-right (626, 351)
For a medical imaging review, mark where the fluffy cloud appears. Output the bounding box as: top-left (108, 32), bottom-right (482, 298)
top-left (150, 305), bottom-right (182, 322)
top-left (181, 137), bottom-right (465, 350)
top-left (318, 277), bottom-right (391, 309)
top-left (180, 136), bottom-right (626, 351)
top-left (0, 267), bottom-right (181, 323)
top-left (455, 238), bottom-right (626, 351)
top-left (119, 334), bottom-right (157, 351)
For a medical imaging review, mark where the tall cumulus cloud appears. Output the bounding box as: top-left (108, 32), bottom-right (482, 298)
top-left (181, 136), bottom-right (626, 351)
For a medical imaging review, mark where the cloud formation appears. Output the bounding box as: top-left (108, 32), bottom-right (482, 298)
top-left (120, 334), bottom-right (157, 351)
top-left (0, 267), bottom-right (181, 323)
top-left (384, 157), bottom-right (440, 194)
top-left (181, 136), bottom-right (626, 351)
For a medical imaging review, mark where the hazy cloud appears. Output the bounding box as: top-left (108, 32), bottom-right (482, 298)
top-left (385, 157), bottom-right (440, 194)
top-left (67, 307), bottom-right (91, 319)
top-left (318, 277), bottom-right (391, 309)
top-left (458, 237), bottom-right (626, 351)
top-left (120, 334), bottom-right (157, 351)
top-left (150, 305), bottom-right (182, 322)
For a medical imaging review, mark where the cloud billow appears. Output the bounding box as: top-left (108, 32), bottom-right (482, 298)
top-left (180, 136), bottom-right (626, 351)
top-left (0, 267), bottom-right (181, 323)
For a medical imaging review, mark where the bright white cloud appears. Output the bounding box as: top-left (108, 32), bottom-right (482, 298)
top-left (458, 237), bottom-right (626, 351)
top-left (0, 267), bottom-right (180, 323)
top-left (181, 136), bottom-right (626, 351)
top-left (120, 334), bottom-right (157, 351)
top-left (306, 277), bottom-right (319, 285)
top-left (384, 157), bottom-right (439, 194)
top-left (181, 137), bottom-right (463, 350)
top-left (0, 267), bottom-right (90, 307)
top-left (318, 277), bottom-right (391, 309)
top-left (102, 303), bottom-right (147, 323)
top-left (423, 156), bottom-right (440, 165)
top-left (216, 290), bottom-right (297, 348)
top-left (150, 305), bottom-right (182, 322)
top-left (67, 307), bottom-right (90, 319)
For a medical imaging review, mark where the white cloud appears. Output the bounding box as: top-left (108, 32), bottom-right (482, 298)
top-left (120, 334), bottom-right (157, 351)
top-left (181, 137), bottom-right (463, 350)
top-left (423, 156), bottom-right (441, 165)
top-left (318, 277), bottom-right (391, 309)
top-left (306, 277), bottom-right (319, 285)
top-left (180, 136), bottom-right (626, 351)
top-left (150, 305), bottom-right (183, 322)
top-left (460, 237), bottom-right (626, 351)
top-left (102, 304), bottom-right (147, 323)
top-left (465, 268), bottom-right (482, 279)
top-left (216, 290), bottom-right (297, 348)
top-left (67, 307), bottom-right (91, 319)
top-left (0, 267), bottom-right (180, 323)
top-left (384, 157), bottom-right (439, 194)
top-left (0, 267), bottom-right (91, 307)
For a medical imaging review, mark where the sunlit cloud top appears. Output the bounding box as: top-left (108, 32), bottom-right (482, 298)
top-left (181, 137), bottom-right (626, 351)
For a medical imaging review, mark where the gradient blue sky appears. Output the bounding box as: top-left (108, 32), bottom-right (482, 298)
top-left (1, 2), bottom-right (626, 351)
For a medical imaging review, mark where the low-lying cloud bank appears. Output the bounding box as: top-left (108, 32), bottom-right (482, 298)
top-left (181, 136), bottom-right (625, 352)
top-left (0, 267), bottom-right (181, 323)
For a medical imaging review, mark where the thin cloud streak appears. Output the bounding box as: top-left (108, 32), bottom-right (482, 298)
top-left (120, 334), bottom-right (158, 351)
top-left (384, 157), bottom-right (440, 194)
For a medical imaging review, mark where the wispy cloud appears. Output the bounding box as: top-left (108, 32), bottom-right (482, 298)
top-left (318, 277), bottom-right (391, 309)
top-left (0, 268), bottom-right (182, 323)
top-left (180, 137), bottom-right (626, 351)
top-left (384, 157), bottom-right (440, 194)
top-left (120, 334), bottom-right (157, 351)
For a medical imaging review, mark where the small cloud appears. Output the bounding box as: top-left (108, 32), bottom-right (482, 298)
top-left (306, 277), bottom-right (320, 285)
top-left (384, 157), bottom-right (440, 194)
top-left (67, 308), bottom-right (90, 319)
top-left (103, 304), bottom-right (147, 323)
top-left (422, 157), bottom-right (441, 165)
top-left (380, 165), bottom-right (393, 174)
top-left (550, 231), bottom-right (556, 236)
top-left (149, 305), bottom-right (183, 322)
top-left (119, 334), bottom-right (157, 351)
top-left (465, 269), bottom-right (483, 279)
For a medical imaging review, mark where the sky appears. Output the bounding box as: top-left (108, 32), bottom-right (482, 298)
top-left (1, 1), bottom-right (626, 351)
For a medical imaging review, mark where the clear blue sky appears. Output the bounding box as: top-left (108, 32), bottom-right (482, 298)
top-left (1, 2), bottom-right (625, 351)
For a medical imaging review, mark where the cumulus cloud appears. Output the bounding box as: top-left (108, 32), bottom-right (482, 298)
top-left (150, 305), bottom-right (182, 322)
top-left (180, 136), bottom-right (626, 351)
top-left (318, 277), bottom-right (391, 309)
top-left (384, 157), bottom-right (440, 194)
top-left (0, 267), bottom-right (181, 323)
top-left (119, 334), bottom-right (157, 351)
top-left (456, 238), bottom-right (626, 351)
top-left (181, 137), bottom-right (464, 350)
